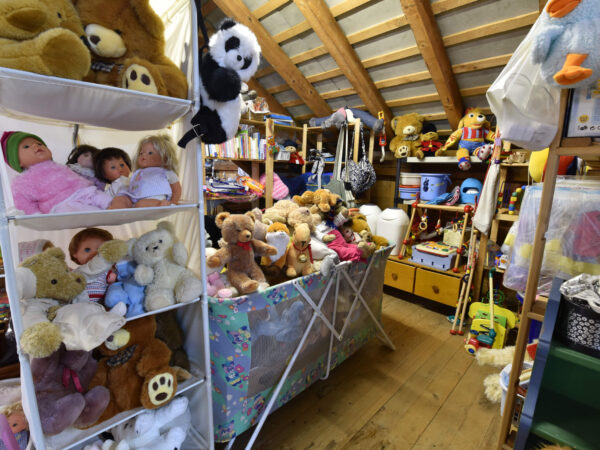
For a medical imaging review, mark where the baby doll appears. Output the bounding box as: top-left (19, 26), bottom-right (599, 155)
top-left (326, 218), bottom-right (374, 262)
top-left (69, 228), bottom-right (120, 303)
top-left (94, 147), bottom-right (133, 210)
top-left (125, 134), bottom-right (182, 208)
top-left (66, 144), bottom-right (105, 190)
top-left (1, 131), bottom-right (120, 214)
top-left (0, 402), bottom-right (29, 450)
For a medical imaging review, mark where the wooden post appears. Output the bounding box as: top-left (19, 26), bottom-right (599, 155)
top-left (265, 118), bottom-right (275, 208)
top-left (353, 119), bottom-right (361, 163)
top-left (454, 211), bottom-right (470, 272)
top-left (302, 124), bottom-right (308, 174)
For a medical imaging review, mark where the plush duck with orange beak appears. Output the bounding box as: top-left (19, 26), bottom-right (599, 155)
top-left (532, 0), bottom-right (600, 88)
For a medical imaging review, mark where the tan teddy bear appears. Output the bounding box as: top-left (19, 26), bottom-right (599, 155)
top-left (262, 199), bottom-right (299, 224)
top-left (350, 212), bottom-right (389, 250)
top-left (73, 0), bottom-right (188, 98)
top-left (285, 223), bottom-right (315, 278)
top-left (207, 212), bottom-right (277, 295)
top-left (293, 189), bottom-right (340, 215)
top-left (389, 113), bottom-right (425, 159)
top-left (0, 0), bottom-right (91, 80)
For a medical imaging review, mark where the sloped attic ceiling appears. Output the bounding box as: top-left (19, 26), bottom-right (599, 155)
top-left (202, 0), bottom-right (540, 136)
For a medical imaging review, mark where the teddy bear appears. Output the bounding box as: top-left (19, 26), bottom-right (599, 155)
top-left (285, 223), bottom-right (315, 278)
top-left (438, 107), bottom-right (495, 170)
top-left (248, 208), bottom-right (268, 241)
top-left (89, 316), bottom-right (178, 424)
top-left (31, 344), bottom-right (110, 435)
top-left (293, 189), bottom-right (340, 215)
top-left (16, 247), bottom-right (126, 358)
top-left (0, 0), bottom-right (91, 80)
top-left (154, 310), bottom-right (190, 373)
top-left (349, 212), bottom-right (389, 249)
top-left (205, 247), bottom-right (239, 298)
top-left (207, 212), bottom-right (277, 295)
top-left (131, 222), bottom-right (202, 311)
top-left (89, 396), bottom-right (190, 450)
top-left (287, 206), bottom-right (320, 233)
top-left (389, 113), bottom-right (425, 159)
top-left (73, 0), bottom-right (188, 98)
top-left (104, 259), bottom-right (145, 318)
top-left (262, 199), bottom-right (300, 225)
top-left (261, 222), bottom-right (291, 271)
top-left (419, 123), bottom-right (443, 157)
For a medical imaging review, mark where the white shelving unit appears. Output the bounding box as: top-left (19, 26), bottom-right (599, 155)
top-left (0, 1), bottom-right (213, 448)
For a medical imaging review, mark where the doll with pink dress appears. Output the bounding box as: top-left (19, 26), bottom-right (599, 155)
top-left (121, 134), bottom-right (182, 208)
top-left (326, 218), bottom-right (374, 262)
top-left (1, 131), bottom-right (120, 214)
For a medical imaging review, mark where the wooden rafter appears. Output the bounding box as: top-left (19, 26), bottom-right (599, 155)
top-left (293, 85), bottom-right (491, 121)
top-left (273, 0), bottom-right (371, 44)
top-left (255, 10), bottom-right (535, 87)
top-left (212, 0), bottom-right (331, 117)
top-left (399, 0), bottom-right (463, 127)
top-left (293, 0), bottom-right (393, 134)
top-left (271, 53), bottom-right (512, 103)
top-left (253, 0), bottom-right (289, 19)
top-left (200, 0), bottom-right (217, 16)
top-left (255, 0), bottom-right (478, 79)
top-left (246, 79), bottom-right (289, 116)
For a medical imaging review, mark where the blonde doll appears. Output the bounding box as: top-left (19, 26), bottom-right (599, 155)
top-left (126, 134), bottom-right (182, 208)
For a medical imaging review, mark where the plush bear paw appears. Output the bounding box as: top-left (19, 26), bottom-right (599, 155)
top-left (38, 29), bottom-right (91, 80)
top-left (121, 64), bottom-right (158, 95)
top-left (99, 240), bottom-right (129, 264)
top-left (141, 369), bottom-right (177, 409)
top-left (240, 279), bottom-right (259, 294)
top-left (145, 289), bottom-right (175, 311)
top-left (394, 145), bottom-right (410, 158)
top-left (174, 275), bottom-right (202, 303)
top-left (21, 322), bottom-right (62, 358)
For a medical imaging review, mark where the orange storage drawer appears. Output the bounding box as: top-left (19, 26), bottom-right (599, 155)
top-left (413, 268), bottom-right (461, 307)
top-left (384, 259), bottom-right (415, 292)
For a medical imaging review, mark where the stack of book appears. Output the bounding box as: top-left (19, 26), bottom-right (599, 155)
top-left (204, 129), bottom-right (267, 160)
top-left (266, 113), bottom-right (294, 126)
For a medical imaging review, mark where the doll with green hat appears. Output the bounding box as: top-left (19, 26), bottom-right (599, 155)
top-left (1, 131), bottom-right (123, 214)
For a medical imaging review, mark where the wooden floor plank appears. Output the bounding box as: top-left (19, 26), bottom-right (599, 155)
top-left (225, 294), bottom-right (502, 450)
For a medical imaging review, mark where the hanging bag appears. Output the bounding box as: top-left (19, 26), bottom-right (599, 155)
top-left (486, 16), bottom-right (560, 150)
top-left (343, 123), bottom-right (376, 196)
top-left (325, 122), bottom-right (355, 205)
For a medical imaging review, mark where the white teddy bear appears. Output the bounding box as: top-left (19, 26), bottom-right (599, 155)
top-left (84, 396), bottom-right (190, 450)
top-left (132, 222), bottom-right (203, 311)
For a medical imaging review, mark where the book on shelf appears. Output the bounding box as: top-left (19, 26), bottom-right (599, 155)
top-left (265, 113), bottom-right (294, 126)
top-left (204, 130), bottom-right (266, 160)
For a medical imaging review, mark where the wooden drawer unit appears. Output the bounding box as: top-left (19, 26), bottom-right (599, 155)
top-left (413, 268), bottom-right (461, 307)
top-left (384, 259), bottom-right (415, 292)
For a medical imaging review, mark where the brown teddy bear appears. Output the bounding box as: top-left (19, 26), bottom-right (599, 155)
top-left (287, 206), bottom-right (319, 233)
top-left (389, 113), bottom-right (425, 159)
top-left (350, 212), bottom-right (389, 250)
top-left (89, 315), bottom-right (178, 424)
top-left (293, 189), bottom-right (340, 214)
top-left (207, 212), bottom-right (277, 295)
top-left (0, 0), bottom-right (91, 80)
top-left (73, 0), bottom-right (188, 98)
top-left (285, 223), bottom-right (315, 278)
top-left (262, 199), bottom-right (299, 225)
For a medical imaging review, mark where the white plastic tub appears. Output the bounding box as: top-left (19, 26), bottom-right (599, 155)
top-left (376, 208), bottom-right (410, 256)
top-left (399, 173), bottom-right (421, 186)
top-left (500, 361), bottom-right (533, 416)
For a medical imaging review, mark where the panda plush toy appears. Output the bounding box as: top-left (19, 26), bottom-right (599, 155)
top-left (178, 19), bottom-right (261, 147)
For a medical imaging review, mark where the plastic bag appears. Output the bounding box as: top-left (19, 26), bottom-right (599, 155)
top-left (486, 15), bottom-right (561, 150)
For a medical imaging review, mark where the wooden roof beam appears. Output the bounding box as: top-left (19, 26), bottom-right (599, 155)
top-left (253, 0), bottom-right (289, 19)
top-left (400, 0), bottom-right (464, 129)
top-left (212, 0), bottom-right (331, 117)
top-left (255, 0), bottom-right (478, 78)
top-left (293, 0), bottom-right (393, 135)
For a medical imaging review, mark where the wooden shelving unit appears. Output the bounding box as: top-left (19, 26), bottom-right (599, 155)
top-left (497, 90), bottom-right (600, 449)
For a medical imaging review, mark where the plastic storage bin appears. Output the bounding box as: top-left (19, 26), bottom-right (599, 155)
top-left (399, 173), bottom-right (421, 186)
top-left (376, 208), bottom-right (410, 256)
top-left (398, 186), bottom-right (420, 200)
top-left (420, 173), bottom-right (451, 201)
top-left (359, 204), bottom-right (382, 234)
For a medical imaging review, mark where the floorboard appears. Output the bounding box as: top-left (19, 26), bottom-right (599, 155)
top-left (225, 291), bottom-right (502, 449)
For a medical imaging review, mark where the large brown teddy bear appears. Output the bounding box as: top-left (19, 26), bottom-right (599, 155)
top-left (0, 0), bottom-right (91, 80)
top-left (73, 0), bottom-right (188, 98)
top-left (89, 316), bottom-right (177, 424)
top-left (389, 113), bottom-right (425, 159)
top-left (207, 212), bottom-right (277, 295)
